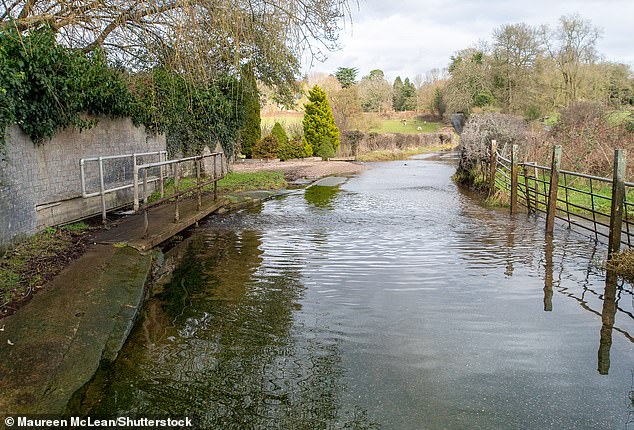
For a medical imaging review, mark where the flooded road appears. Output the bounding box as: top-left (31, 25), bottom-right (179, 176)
top-left (77, 156), bottom-right (634, 429)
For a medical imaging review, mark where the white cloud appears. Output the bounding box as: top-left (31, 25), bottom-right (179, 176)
top-left (304, 0), bottom-right (634, 80)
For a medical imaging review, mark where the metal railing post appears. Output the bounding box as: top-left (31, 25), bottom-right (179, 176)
top-left (196, 157), bottom-right (202, 211)
top-left (174, 162), bottom-right (180, 223)
top-left (142, 168), bottom-right (148, 204)
top-left (523, 165), bottom-right (532, 214)
top-left (214, 154), bottom-right (218, 200)
top-left (489, 140), bottom-right (497, 196)
top-left (510, 144), bottom-right (519, 214)
top-left (608, 149), bottom-right (626, 259)
top-left (533, 165), bottom-right (539, 211)
top-left (98, 157), bottom-right (107, 224)
top-left (133, 164), bottom-right (140, 212)
top-left (159, 152), bottom-right (165, 198)
top-left (545, 145), bottom-right (562, 234)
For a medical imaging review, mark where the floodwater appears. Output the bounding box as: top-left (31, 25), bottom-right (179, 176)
top-left (76, 156), bottom-right (634, 429)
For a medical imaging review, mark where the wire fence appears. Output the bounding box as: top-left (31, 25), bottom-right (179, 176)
top-left (488, 141), bottom-right (631, 255)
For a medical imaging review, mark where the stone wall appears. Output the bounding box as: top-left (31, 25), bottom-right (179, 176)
top-left (0, 117), bottom-right (166, 250)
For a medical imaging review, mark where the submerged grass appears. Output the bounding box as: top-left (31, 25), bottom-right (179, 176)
top-left (357, 144), bottom-right (454, 162)
top-left (0, 222), bottom-right (91, 318)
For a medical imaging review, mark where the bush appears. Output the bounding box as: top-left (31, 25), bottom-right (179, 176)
top-left (316, 137), bottom-right (335, 160)
top-left (252, 135), bottom-right (279, 159)
top-left (278, 138), bottom-right (307, 160)
top-left (271, 122), bottom-right (289, 146)
top-left (547, 102), bottom-right (633, 176)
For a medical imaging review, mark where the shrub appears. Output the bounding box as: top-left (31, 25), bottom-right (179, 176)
top-left (252, 135), bottom-right (279, 159)
top-left (271, 122), bottom-right (289, 146)
top-left (547, 102), bottom-right (634, 176)
top-left (316, 137), bottom-right (335, 160)
top-left (0, 28), bottom-right (134, 145)
top-left (460, 113), bottom-right (533, 166)
top-left (278, 138), bottom-right (307, 160)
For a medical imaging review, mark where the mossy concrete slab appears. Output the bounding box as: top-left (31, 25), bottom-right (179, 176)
top-left (311, 176), bottom-right (348, 187)
top-left (0, 245), bottom-right (153, 415)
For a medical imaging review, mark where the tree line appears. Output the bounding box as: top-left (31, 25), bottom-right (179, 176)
top-left (288, 14), bottom-right (632, 137)
top-left (431, 14), bottom-right (633, 119)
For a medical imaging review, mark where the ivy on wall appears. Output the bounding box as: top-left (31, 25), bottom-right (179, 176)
top-left (0, 27), bottom-right (247, 157)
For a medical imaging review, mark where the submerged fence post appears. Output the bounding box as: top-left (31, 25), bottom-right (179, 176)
top-left (489, 140), bottom-right (497, 196)
top-left (545, 145), bottom-right (562, 234)
top-left (608, 149), bottom-right (626, 259)
top-left (510, 144), bottom-right (519, 214)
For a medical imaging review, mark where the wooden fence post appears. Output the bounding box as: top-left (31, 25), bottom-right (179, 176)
top-left (608, 149), bottom-right (626, 259)
top-left (545, 145), bottom-right (562, 234)
top-left (489, 140), bottom-right (497, 196)
top-left (510, 144), bottom-right (519, 214)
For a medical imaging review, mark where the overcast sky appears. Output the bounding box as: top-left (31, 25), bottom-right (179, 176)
top-left (303, 0), bottom-right (634, 83)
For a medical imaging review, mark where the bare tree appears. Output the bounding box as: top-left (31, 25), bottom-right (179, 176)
top-left (1, 0), bottom-right (352, 87)
top-left (492, 22), bottom-right (542, 113)
top-left (543, 14), bottom-right (602, 105)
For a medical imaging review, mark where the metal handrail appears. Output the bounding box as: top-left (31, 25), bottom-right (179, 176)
top-left (80, 150), bottom-right (167, 223)
top-left (134, 152), bottom-right (226, 238)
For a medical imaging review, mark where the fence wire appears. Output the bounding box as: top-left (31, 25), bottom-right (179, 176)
top-left (490, 150), bottom-right (634, 248)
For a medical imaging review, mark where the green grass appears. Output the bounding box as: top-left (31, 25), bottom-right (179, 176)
top-left (368, 119), bottom-right (443, 134)
top-left (148, 171), bottom-right (287, 203)
top-left (356, 144), bottom-right (454, 162)
top-left (1, 222), bottom-right (91, 314)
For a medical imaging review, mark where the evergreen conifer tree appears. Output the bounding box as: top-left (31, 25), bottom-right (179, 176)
top-left (303, 85), bottom-right (340, 156)
top-left (238, 69), bottom-right (261, 158)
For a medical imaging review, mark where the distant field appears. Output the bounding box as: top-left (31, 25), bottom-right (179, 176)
top-left (261, 112), bottom-right (303, 131)
top-left (369, 119), bottom-right (443, 134)
top-left (261, 113), bottom-right (445, 135)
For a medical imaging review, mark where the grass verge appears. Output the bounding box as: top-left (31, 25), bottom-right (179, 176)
top-left (356, 144), bottom-right (454, 162)
top-left (0, 222), bottom-right (92, 318)
top-left (148, 171), bottom-right (288, 203)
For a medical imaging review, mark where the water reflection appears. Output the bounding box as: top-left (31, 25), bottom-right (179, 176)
top-left (598, 269), bottom-right (618, 375)
top-left (73, 158), bottom-right (634, 429)
top-left (304, 185), bottom-right (340, 209)
top-left (543, 235), bottom-right (554, 312)
top-left (74, 229), bottom-right (377, 429)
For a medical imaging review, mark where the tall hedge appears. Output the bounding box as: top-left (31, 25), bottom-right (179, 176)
top-left (0, 28), bottom-right (133, 145)
top-left (303, 85), bottom-right (339, 156)
top-left (238, 69), bottom-right (261, 158)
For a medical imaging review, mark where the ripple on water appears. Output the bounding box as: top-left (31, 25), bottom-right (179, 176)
top-left (77, 159), bottom-right (634, 430)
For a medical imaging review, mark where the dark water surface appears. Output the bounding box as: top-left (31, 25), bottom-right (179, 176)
top-left (79, 156), bottom-right (634, 429)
